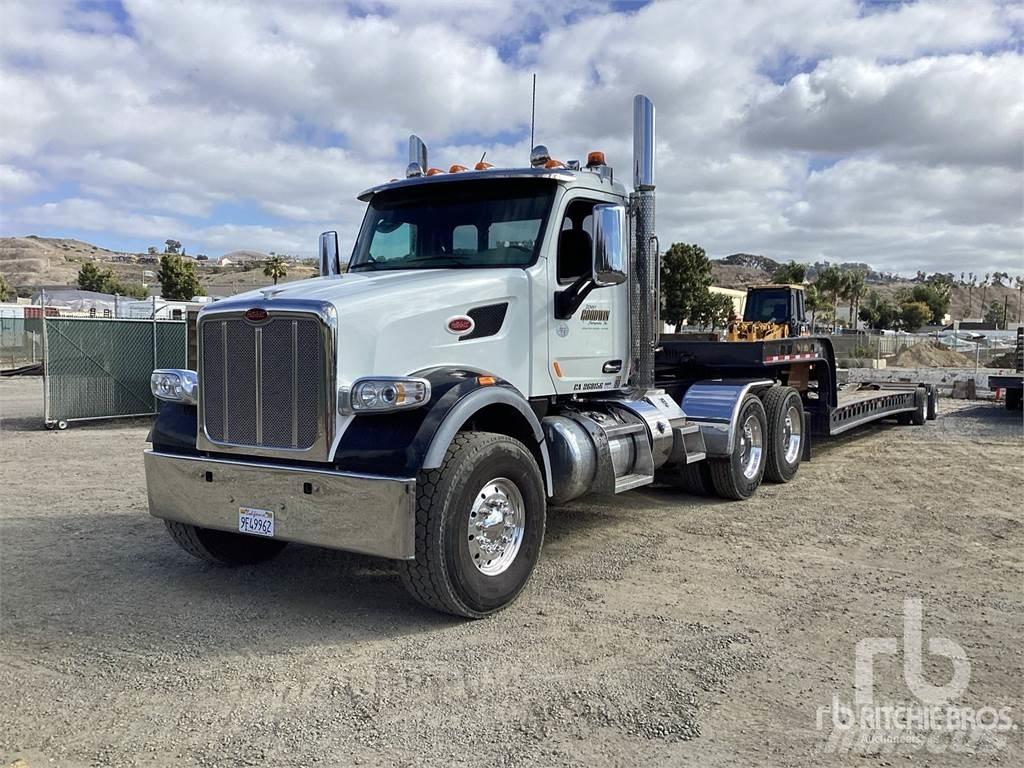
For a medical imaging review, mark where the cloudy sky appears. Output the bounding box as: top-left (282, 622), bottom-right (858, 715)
top-left (1, 0), bottom-right (1021, 274)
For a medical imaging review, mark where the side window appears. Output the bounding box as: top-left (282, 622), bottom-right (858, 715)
top-left (557, 199), bottom-right (597, 284)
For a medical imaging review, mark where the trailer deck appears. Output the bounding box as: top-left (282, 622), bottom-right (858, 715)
top-left (655, 334), bottom-right (931, 438)
top-left (827, 383), bottom-right (923, 435)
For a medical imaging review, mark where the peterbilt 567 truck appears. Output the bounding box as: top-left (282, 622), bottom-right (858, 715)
top-left (145, 95), bottom-right (935, 617)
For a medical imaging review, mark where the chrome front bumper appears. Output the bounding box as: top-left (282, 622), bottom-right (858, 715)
top-left (144, 450), bottom-right (417, 560)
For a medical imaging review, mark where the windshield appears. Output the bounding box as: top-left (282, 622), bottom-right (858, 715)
top-left (744, 288), bottom-right (793, 323)
top-left (349, 179), bottom-right (556, 271)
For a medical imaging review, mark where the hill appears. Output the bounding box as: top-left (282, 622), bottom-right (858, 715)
top-left (0, 235), bottom-right (316, 297)
top-left (0, 236), bottom-right (119, 287)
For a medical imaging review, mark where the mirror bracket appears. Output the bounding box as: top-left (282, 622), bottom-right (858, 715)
top-left (554, 275), bottom-right (597, 321)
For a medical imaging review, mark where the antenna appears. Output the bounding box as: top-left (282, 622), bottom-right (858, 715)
top-left (530, 73), bottom-right (536, 149)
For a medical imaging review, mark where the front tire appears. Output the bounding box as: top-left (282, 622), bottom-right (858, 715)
top-left (165, 521), bottom-right (288, 565)
top-left (708, 394), bottom-right (767, 500)
top-left (762, 386), bottom-right (804, 483)
top-left (399, 432), bottom-right (546, 618)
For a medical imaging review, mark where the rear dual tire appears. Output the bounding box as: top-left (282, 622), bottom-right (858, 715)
top-left (897, 387), bottom-right (927, 426)
top-left (762, 385), bottom-right (804, 484)
top-left (707, 394), bottom-right (768, 500)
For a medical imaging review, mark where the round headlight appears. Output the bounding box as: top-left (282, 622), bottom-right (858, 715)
top-left (380, 384), bottom-right (398, 405)
top-left (357, 384), bottom-right (379, 408)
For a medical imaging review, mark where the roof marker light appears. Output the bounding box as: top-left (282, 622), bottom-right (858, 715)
top-left (474, 161), bottom-right (494, 171)
top-left (449, 164), bottom-right (468, 173)
top-left (426, 168), bottom-right (445, 176)
top-left (586, 151), bottom-right (606, 167)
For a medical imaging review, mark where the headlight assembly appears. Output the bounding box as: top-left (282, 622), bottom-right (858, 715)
top-left (151, 369), bottom-right (199, 405)
top-left (339, 377), bottom-right (431, 414)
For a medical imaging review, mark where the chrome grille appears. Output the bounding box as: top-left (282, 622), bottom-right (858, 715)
top-left (200, 314), bottom-right (324, 451)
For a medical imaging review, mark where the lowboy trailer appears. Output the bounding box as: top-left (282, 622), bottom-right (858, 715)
top-left (144, 95), bottom-right (934, 617)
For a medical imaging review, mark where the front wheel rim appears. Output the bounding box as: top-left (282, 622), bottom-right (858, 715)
top-left (739, 414), bottom-right (764, 480)
top-left (466, 478), bottom-right (525, 576)
top-left (782, 404), bottom-right (802, 464)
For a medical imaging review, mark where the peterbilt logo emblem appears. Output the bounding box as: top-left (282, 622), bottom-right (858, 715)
top-left (446, 315), bottom-right (474, 335)
top-left (244, 308), bottom-right (269, 323)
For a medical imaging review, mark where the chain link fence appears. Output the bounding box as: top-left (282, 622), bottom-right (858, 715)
top-left (0, 315), bottom-right (43, 369)
top-left (829, 328), bottom-right (1023, 369)
top-left (42, 316), bottom-right (186, 427)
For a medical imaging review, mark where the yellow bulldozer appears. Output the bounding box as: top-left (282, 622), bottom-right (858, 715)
top-left (725, 284), bottom-right (811, 342)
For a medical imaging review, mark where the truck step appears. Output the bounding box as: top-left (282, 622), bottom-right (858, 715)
top-left (674, 422), bottom-right (701, 435)
top-left (614, 472), bottom-right (655, 493)
top-left (669, 422), bottom-right (707, 464)
top-left (602, 422), bottom-right (647, 439)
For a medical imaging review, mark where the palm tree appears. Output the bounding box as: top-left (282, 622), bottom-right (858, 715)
top-left (844, 270), bottom-right (867, 328)
top-left (981, 274), bottom-right (990, 314)
top-left (814, 265), bottom-right (844, 332)
top-left (263, 255), bottom-right (288, 285)
top-left (805, 284), bottom-right (829, 333)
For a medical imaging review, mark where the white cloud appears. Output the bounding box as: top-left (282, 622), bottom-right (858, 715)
top-left (0, 0), bottom-right (1020, 274)
top-left (742, 54), bottom-right (1023, 168)
top-left (0, 164), bottom-right (43, 199)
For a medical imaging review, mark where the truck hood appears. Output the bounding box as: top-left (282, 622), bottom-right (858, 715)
top-left (211, 268), bottom-right (533, 393)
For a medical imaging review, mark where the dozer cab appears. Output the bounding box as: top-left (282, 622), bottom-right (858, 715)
top-left (726, 284), bottom-right (810, 341)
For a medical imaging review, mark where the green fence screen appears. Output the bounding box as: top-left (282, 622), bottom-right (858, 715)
top-left (44, 318), bottom-right (186, 424)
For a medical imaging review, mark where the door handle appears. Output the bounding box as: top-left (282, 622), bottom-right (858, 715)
top-left (602, 359), bottom-right (623, 373)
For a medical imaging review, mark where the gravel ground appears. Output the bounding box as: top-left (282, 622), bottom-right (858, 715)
top-left (1, 377), bottom-right (1021, 767)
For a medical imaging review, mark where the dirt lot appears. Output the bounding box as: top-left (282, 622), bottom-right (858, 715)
top-left (1, 377), bottom-right (1021, 767)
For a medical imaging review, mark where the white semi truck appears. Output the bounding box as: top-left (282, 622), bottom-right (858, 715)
top-left (145, 95), bottom-right (935, 617)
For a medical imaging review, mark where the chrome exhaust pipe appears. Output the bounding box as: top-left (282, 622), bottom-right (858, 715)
top-left (630, 95), bottom-right (657, 390)
top-left (633, 95), bottom-right (655, 190)
top-left (408, 135), bottom-right (428, 177)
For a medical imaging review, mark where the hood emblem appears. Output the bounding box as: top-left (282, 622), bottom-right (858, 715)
top-left (446, 315), bottom-right (474, 335)
top-left (245, 308), bottom-right (269, 323)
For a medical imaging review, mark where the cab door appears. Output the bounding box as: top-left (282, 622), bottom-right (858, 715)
top-left (547, 195), bottom-right (630, 396)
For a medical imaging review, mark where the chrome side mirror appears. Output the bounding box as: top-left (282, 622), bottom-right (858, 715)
top-left (319, 231), bottom-right (344, 276)
top-left (592, 204), bottom-right (627, 287)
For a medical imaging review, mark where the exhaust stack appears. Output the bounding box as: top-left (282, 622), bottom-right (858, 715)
top-left (630, 94), bottom-right (657, 389)
top-left (407, 135), bottom-right (428, 177)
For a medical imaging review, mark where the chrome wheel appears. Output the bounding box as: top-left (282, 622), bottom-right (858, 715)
top-left (738, 414), bottom-right (764, 480)
top-left (467, 478), bottom-right (525, 576)
top-left (782, 404), bottom-right (802, 464)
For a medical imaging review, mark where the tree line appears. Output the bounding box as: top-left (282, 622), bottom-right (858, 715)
top-left (74, 252), bottom-right (290, 301)
top-left (660, 245), bottom-right (1023, 333)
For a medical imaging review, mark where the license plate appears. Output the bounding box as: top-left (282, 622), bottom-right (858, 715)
top-left (238, 506), bottom-right (275, 537)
